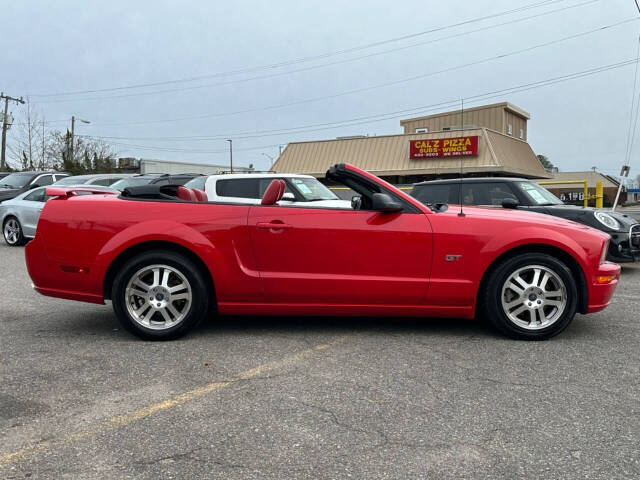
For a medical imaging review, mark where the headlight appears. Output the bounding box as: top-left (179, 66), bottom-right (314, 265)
top-left (594, 211), bottom-right (621, 230)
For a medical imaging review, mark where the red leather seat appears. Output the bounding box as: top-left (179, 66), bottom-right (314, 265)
top-left (176, 186), bottom-right (196, 201)
top-left (193, 189), bottom-right (208, 202)
top-left (261, 179), bottom-right (285, 205)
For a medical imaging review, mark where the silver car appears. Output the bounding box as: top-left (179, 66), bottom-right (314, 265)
top-left (53, 173), bottom-right (136, 186)
top-left (1, 185), bottom-right (116, 246)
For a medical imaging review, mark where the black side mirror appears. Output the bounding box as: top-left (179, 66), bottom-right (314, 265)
top-left (351, 195), bottom-right (362, 210)
top-left (502, 198), bottom-right (519, 209)
top-left (29, 183), bottom-right (39, 189)
top-left (371, 193), bottom-right (403, 213)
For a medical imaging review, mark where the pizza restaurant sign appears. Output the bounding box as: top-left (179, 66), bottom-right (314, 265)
top-left (409, 136), bottom-right (479, 159)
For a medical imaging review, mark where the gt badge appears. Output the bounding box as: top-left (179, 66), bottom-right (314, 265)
top-left (445, 254), bottom-right (462, 262)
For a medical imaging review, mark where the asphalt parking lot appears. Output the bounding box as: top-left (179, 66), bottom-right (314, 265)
top-left (1, 241), bottom-right (639, 479)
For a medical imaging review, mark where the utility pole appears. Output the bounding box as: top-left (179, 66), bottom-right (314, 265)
top-left (69, 116), bottom-right (90, 165)
top-left (70, 116), bottom-right (75, 164)
top-left (41, 120), bottom-right (46, 169)
top-left (226, 139), bottom-right (233, 173)
top-left (1, 92), bottom-right (25, 171)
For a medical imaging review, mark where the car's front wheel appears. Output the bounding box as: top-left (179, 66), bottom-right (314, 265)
top-left (112, 250), bottom-right (210, 340)
top-left (3, 217), bottom-right (26, 246)
top-left (482, 253), bottom-right (578, 340)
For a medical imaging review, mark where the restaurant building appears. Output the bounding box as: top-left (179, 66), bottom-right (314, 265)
top-left (272, 102), bottom-right (549, 184)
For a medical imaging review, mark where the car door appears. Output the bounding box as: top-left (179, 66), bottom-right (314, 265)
top-left (18, 188), bottom-right (48, 237)
top-left (247, 204), bottom-right (432, 305)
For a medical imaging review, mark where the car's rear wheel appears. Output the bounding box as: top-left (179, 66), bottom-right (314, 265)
top-left (482, 253), bottom-right (577, 340)
top-left (3, 217), bottom-right (26, 246)
top-left (112, 250), bottom-right (210, 340)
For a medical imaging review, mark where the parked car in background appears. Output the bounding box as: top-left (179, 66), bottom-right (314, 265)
top-left (204, 173), bottom-right (351, 208)
top-left (1, 185), bottom-right (115, 246)
top-left (54, 173), bottom-right (136, 187)
top-left (150, 173), bottom-right (205, 187)
top-left (110, 173), bottom-right (204, 191)
top-left (410, 177), bottom-right (640, 263)
top-left (26, 164), bottom-right (619, 341)
top-left (0, 172), bottom-right (10, 180)
top-left (0, 171), bottom-right (70, 203)
top-left (183, 175), bottom-right (207, 191)
top-left (110, 174), bottom-right (168, 191)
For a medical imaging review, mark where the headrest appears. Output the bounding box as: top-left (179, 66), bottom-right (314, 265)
top-left (261, 179), bottom-right (286, 205)
top-left (176, 186), bottom-right (196, 201)
top-left (192, 189), bottom-right (208, 202)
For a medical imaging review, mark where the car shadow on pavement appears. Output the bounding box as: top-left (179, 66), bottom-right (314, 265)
top-left (196, 315), bottom-right (500, 340)
top-left (41, 307), bottom-right (502, 342)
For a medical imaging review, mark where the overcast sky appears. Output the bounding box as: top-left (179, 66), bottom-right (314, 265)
top-left (3, 0), bottom-right (640, 175)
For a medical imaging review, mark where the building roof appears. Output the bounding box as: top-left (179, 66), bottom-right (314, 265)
top-left (272, 128), bottom-right (549, 179)
top-left (399, 102), bottom-right (530, 126)
top-left (541, 171), bottom-right (620, 188)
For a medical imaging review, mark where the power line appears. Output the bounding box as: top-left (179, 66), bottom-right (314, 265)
top-left (62, 13), bottom-right (634, 131)
top-left (32, 0), bottom-right (569, 99)
top-left (623, 35), bottom-right (640, 164)
top-left (80, 57), bottom-right (639, 152)
top-left (37, 1), bottom-right (599, 106)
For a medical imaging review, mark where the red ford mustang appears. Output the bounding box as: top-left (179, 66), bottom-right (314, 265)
top-left (25, 164), bottom-right (619, 341)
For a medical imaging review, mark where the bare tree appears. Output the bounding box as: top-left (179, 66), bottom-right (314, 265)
top-left (6, 99), bottom-right (57, 170)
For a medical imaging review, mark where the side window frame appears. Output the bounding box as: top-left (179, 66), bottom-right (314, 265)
top-left (31, 174), bottom-right (54, 187)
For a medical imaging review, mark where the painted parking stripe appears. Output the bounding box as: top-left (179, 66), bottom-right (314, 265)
top-left (0, 337), bottom-right (346, 469)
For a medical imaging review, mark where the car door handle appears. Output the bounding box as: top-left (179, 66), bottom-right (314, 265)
top-left (256, 221), bottom-right (292, 230)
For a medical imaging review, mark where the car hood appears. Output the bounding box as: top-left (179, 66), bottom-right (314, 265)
top-left (0, 188), bottom-right (20, 202)
top-left (543, 204), bottom-right (638, 228)
top-left (447, 204), bottom-right (602, 233)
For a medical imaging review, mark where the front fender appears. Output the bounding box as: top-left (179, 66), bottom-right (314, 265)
top-left (481, 226), bottom-right (591, 274)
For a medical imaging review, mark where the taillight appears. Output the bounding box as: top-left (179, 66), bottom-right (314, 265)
top-left (600, 239), bottom-right (609, 264)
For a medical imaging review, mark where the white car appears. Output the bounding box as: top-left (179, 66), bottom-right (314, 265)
top-left (194, 173), bottom-right (351, 208)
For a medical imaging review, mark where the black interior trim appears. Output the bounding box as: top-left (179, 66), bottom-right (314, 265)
top-left (326, 163), bottom-right (421, 214)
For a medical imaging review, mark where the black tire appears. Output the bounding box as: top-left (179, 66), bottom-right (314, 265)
top-left (3, 216), bottom-right (27, 246)
top-left (112, 250), bottom-right (210, 340)
top-left (481, 253), bottom-right (578, 340)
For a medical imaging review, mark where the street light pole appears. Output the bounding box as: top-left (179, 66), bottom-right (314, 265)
top-left (262, 152), bottom-right (275, 170)
top-left (227, 139), bottom-right (233, 173)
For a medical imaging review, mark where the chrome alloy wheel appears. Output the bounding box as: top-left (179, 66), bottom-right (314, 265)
top-left (125, 264), bottom-right (192, 330)
top-left (4, 218), bottom-right (21, 245)
top-left (500, 264), bottom-right (567, 331)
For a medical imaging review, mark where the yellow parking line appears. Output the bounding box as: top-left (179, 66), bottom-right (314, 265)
top-left (0, 337), bottom-right (345, 469)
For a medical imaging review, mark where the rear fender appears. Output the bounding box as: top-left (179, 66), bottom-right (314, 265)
top-left (94, 219), bottom-right (222, 289)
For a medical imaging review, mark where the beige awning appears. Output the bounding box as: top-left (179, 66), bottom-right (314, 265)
top-left (272, 128), bottom-right (549, 179)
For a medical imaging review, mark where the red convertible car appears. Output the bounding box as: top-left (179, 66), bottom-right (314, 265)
top-left (26, 164), bottom-right (619, 341)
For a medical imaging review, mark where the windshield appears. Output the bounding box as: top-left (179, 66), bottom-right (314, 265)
top-left (184, 176), bottom-right (207, 190)
top-left (288, 177), bottom-right (339, 201)
top-left (111, 177), bottom-right (156, 191)
top-left (55, 176), bottom-right (90, 185)
top-left (0, 173), bottom-right (34, 189)
top-left (518, 182), bottom-right (563, 205)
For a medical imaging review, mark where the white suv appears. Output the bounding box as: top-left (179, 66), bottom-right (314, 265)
top-left (186, 173), bottom-right (351, 208)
